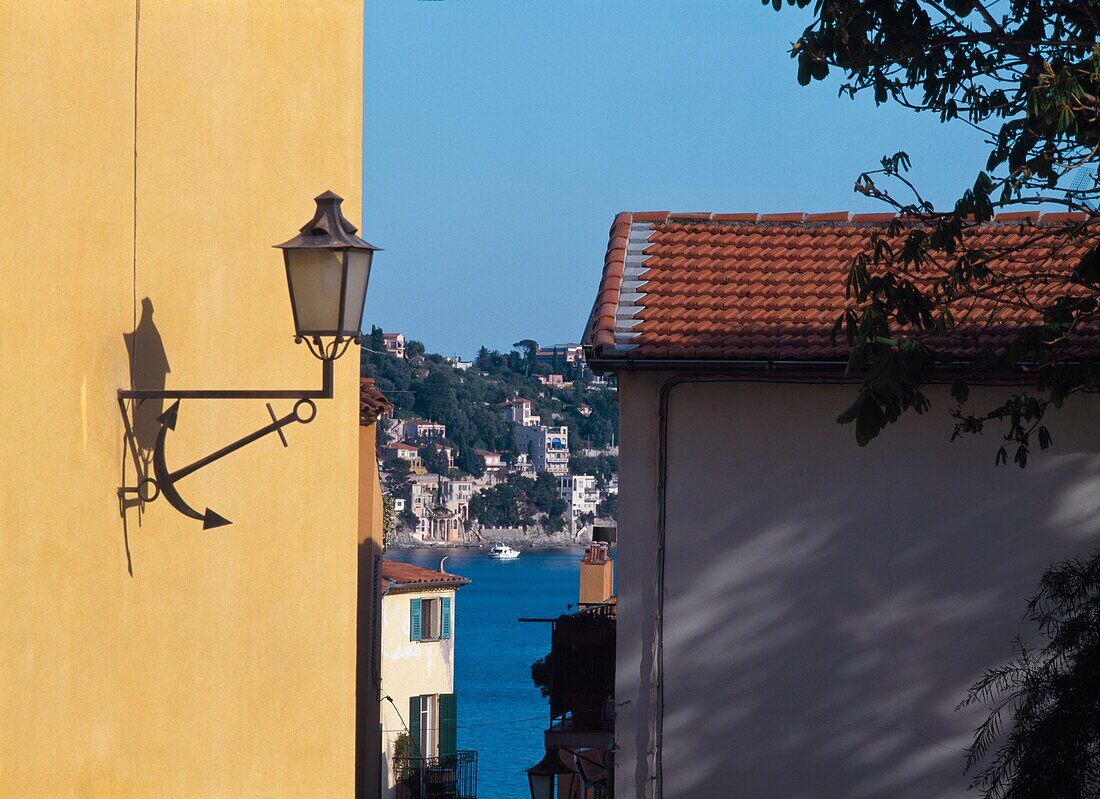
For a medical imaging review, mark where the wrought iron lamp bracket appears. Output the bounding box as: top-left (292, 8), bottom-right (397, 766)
top-left (117, 358), bottom-right (334, 529)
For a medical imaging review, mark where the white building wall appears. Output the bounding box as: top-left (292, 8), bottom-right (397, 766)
top-left (560, 474), bottom-right (598, 520)
top-left (615, 372), bottom-right (1100, 798)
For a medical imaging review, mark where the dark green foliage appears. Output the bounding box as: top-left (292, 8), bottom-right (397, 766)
top-left (468, 483), bottom-right (523, 528)
top-left (569, 453), bottom-right (619, 489)
top-left (959, 549), bottom-right (1100, 798)
top-left (455, 447), bottom-right (486, 478)
top-left (768, 0), bottom-right (1100, 464)
top-left (382, 494), bottom-right (396, 547)
top-left (531, 653), bottom-right (552, 699)
top-left (422, 444), bottom-right (450, 477)
top-left (597, 493), bottom-right (617, 520)
top-left (467, 472), bottom-right (568, 530)
top-left (380, 458), bottom-right (412, 495)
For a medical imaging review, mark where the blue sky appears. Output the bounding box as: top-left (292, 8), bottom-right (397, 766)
top-left (362, 0), bottom-right (989, 358)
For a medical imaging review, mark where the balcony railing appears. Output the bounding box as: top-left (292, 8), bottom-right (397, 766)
top-left (394, 751), bottom-right (477, 799)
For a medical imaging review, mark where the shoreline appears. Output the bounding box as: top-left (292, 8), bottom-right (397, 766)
top-left (385, 538), bottom-right (596, 551)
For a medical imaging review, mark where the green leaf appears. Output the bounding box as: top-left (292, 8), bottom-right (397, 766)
top-left (855, 398), bottom-right (886, 447)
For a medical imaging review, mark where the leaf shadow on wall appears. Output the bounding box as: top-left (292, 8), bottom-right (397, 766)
top-left (118, 297), bottom-right (171, 575)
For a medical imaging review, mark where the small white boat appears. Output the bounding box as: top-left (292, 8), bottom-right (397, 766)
top-left (488, 543), bottom-right (520, 559)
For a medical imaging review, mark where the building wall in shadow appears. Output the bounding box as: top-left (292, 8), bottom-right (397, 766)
top-left (358, 414), bottom-right (385, 799)
top-left (615, 376), bottom-right (1100, 798)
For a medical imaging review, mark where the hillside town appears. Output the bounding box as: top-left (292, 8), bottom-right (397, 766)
top-left (365, 333), bottom-right (618, 546)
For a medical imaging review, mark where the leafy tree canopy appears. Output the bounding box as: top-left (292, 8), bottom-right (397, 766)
top-left (771, 0), bottom-right (1100, 466)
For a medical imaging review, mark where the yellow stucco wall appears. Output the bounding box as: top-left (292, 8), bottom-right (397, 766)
top-left (0, 2), bottom-right (364, 796)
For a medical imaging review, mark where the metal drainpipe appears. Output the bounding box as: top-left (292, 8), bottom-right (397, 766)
top-left (654, 373), bottom-right (800, 799)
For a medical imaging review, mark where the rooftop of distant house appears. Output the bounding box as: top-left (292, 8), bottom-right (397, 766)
top-left (381, 442), bottom-right (419, 451)
top-left (405, 418), bottom-right (444, 426)
top-left (380, 558), bottom-right (469, 594)
top-left (583, 210), bottom-right (1100, 366)
top-left (382, 332), bottom-right (404, 340)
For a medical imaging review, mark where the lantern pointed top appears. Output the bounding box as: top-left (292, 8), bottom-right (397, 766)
top-left (275, 190), bottom-right (380, 252)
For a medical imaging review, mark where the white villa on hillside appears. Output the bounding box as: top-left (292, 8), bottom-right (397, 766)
top-left (558, 474), bottom-right (599, 530)
top-left (382, 332), bottom-right (406, 359)
top-left (502, 397), bottom-right (540, 427)
top-left (515, 423), bottom-right (570, 475)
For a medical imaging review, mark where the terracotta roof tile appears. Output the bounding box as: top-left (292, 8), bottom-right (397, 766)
top-left (583, 211), bottom-right (1100, 364)
top-left (379, 558), bottom-right (470, 594)
top-left (359, 378), bottom-right (393, 426)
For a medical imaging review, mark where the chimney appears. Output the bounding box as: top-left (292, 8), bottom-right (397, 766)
top-left (579, 542), bottom-right (613, 607)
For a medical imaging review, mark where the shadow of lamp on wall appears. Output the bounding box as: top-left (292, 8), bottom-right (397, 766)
top-left (118, 191), bottom-right (379, 529)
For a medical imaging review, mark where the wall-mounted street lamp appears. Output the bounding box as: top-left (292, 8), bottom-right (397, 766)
top-left (526, 748), bottom-right (573, 799)
top-left (118, 191), bottom-right (379, 529)
top-left (278, 190), bottom-right (378, 360)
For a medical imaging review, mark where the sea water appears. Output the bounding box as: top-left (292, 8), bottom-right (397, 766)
top-left (387, 547), bottom-right (585, 799)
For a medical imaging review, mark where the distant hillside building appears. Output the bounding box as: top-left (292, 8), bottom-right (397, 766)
top-left (440, 478), bottom-right (477, 522)
top-left (403, 418), bottom-right (447, 440)
top-left (408, 475), bottom-right (439, 520)
top-left (477, 450), bottom-right (504, 474)
top-left (382, 332), bottom-right (406, 359)
top-left (535, 343), bottom-right (584, 368)
top-left (502, 397), bottom-right (540, 427)
top-left (515, 423), bottom-right (570, 475)
top-left (559, 474), bottom-right (599, 528)
top-left (379, 442), bottom-right (422, 470)
top-left (418, 506), bottom-right (463, 543)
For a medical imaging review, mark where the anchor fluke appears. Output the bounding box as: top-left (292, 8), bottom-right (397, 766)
top-left (158, 400), bottom-right (181, 430)
top-left (202, 509), bottom-right (232, 530)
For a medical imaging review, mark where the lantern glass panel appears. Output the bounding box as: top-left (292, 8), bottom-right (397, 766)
top-left (527, 772), bottom-right (554, 799)
top-left (286, 248), bottom-right (344, 335)
top-left (340, 249), bottom-right (372, 335)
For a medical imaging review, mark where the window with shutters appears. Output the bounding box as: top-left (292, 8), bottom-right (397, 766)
top-left (410, 595), bottom-right (453, 642)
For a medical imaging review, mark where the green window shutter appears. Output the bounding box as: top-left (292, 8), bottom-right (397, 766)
top-left (438, 692), bottom-right (457, 755)
top-left (440, 596), bottom-right (452, 640)
top-left (408, 696), bottom-right (421, 757)
top-left (410, 598), bottom-right (422, 641)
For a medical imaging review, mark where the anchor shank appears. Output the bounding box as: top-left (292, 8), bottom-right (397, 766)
top-left (171, 408), bottom-right (303, 484)
top-left (119, 359), bottom-right (333, 401)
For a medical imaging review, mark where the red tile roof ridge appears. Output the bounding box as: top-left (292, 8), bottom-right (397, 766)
top-left (614, 211), bottom-right (1091, 226)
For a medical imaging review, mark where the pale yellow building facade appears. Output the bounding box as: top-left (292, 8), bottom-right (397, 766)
top-left (377, 562), bottom-right (468, 798)
top-left (1, 2), bottom-right (366, 796)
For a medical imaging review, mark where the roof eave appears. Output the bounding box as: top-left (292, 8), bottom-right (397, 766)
top-left (584, 353), bottom-right (1045, 384)
top-left (382, 577), bottom-right (471, 596)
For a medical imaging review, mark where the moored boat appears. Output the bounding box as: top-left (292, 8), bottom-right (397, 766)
top-left (488, 542), bottom-right (520, 559)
